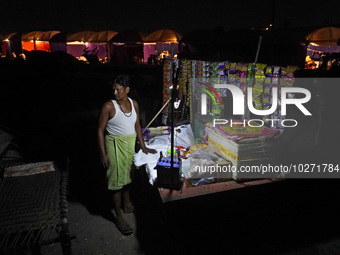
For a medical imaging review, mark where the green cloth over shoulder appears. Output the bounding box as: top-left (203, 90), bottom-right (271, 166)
top-left (105, 133), bottom-right (136, 190)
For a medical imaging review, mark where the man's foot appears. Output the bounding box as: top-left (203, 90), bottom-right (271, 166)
top-left (115, 216), bottom-right (133, 235)
top-left (123, 204), bottom-right (135, 214)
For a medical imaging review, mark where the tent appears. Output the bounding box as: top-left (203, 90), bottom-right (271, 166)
top-left (109, 30), bottom-right (148, 64)
top-left (305, 27), bottom-right (340, 69)
top-left (110, 30), bottom-right (147, 43)
top-left (1, 33), bottom-right (22, 56)
top-left (66, 31), bottom-right (96, 43)
top-left (49, 32), bottom-right (67, 52)
top-left (305, 26), bottom-right (340, 46)
top-left (144, 28), bottom-right (183, 43)
top-left (88, 31), bottom-right (118, 43)
top-left (21, 31), bottom-right (60, 52)
top-left (1, 33), bottom-right (15, 55)
top-left (85, 31), bottom-right (118, 63)
top-left (65, 31), bottom-right (96, 59)
top-left (143, 28), bottom-right (183, 63)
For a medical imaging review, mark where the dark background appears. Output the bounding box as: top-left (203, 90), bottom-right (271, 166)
top-left (1, 0), bottom-right (340, 34)
top-left (2, 1), bottom-right (340, 254)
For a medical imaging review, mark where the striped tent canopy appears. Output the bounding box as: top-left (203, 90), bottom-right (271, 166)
top-left (110, 30), bottom-right (148, 43)
top-left (3, 33), bottom-right (19, 41)
top-left (22, 31), bottom-right (60, 42)
top-left (87, 30), bottom-right (118, 43)
top-left (305, 26), bottom-right (340, 46)
top-left (66, 31), bottom-right (96, 42)
top-left (143, 28), bottom-right (183, 43)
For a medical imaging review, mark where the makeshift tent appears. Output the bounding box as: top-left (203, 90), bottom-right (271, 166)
top-left (110, 30), bottom-right (148, 64)
top-left (1, 33), bottom-right (22, 56)
top-left (110, 30), bottom-right (147, 43)
top-left (305, 27), bottom-right (340, 69)
top-left (49, 32), bottom-right (67, 52)
top-left (1, 33), bottom-right (14, 55)
top-left (86, 30), bottom-right (118, 63)
top-left (305, 26), bottom-right (340, 46)
top-left (88, 31), bottom-right (118, 43)
top-left (66, 31), bottom-right (96, 42)
top-left (144, 28), bottom-right (183, 43)
top-left (66, 31), bottom-right (96, 59)
top-left (143, 28), bottom-right (183, 63)
top-left (21, 31), bottom-right (60, 52)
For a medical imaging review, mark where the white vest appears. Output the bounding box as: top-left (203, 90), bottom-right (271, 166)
top-left (106, 98), bottom-right (137, 136)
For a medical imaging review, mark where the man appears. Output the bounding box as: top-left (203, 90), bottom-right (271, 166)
top-left (97, 75), bottom-right (156, 235)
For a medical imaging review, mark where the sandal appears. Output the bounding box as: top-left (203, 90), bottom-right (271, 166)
top-left (115, 221), bottom-right (133, 235)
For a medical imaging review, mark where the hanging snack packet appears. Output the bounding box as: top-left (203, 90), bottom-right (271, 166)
top-left (281, 67), bottom-right (288, 78)
top-left (262, 103), bottom-right (273, 121)
top-left (236, 62), bottom-right (242, 76)
top-left (272, 66), bottom-right (281, 77)
top-left (252, 85), bottom-right (263, 104)
top-left (264, 77), bottom-right (271, 85)
top-left (229, 73), bottom-right (237, 85)
top-left (255, 63), bottom-right (267, 78)
top-left (263, 83), bottom-right (272, 94)
top-left (253, 101), bottom-right (262, 110)
top-left (225, 61), bottom-right (231, 70)
top-left (240, 82), bottom-right (247, 103)
top-left (230, 62), bottom-right (236, 74)
top-left (247, 63), bottom-right (254, 78)
top-left (241, 63), bottom-right (248, 72)
top-left (265, 66), bottom-right (273, 77)
top-left (219, 62), bottom-right (225, 78)
top-left (263, 93), bottom-right (272, 104)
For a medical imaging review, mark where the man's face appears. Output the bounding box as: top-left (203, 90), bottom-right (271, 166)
top-left (113, 83), bottom-right (129, 100)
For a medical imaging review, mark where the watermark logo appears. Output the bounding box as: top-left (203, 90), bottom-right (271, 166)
top-left (201, 84), bottom-right (312, 116)
top-left (199, 82), bottom-right (223, 115)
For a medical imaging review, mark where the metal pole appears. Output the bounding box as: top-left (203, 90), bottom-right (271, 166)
top-left (254, 35), bottom-right (263, 64)
top-left (142, 97), bottom-right (172, 134)
top-left (170, 43), bottom-right (174, 170)
top-left (246, 35), bottom-right (263, 120)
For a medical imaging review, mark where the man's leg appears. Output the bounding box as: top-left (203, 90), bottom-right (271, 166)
top-left (113, 190), bottom-right (125, 225)
top-left (122, 185), bottom-right (134, 213)
top-left (113, 189), bottom-right (133, 235)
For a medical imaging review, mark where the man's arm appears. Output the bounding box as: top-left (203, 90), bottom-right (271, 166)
top-left (97, 102), bottom-right (113, 168)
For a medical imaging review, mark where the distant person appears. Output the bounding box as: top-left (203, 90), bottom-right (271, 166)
top-left (147, 55), bottom-right (153, 64)
top-left (97, 74), bottom-right (156, 235)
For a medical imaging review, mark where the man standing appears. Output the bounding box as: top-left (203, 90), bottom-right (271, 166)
top-left (97, 75), bottom-right (156, 235)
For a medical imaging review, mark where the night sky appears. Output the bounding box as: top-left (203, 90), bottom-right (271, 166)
top-left (1, 0), bottom-right (340, 35)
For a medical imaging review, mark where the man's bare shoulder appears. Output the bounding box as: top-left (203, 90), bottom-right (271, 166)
top-left (132, 99), bottom-right (139, 107)
top-left (104, 100), bottom-right (114, 107)
top-left (101, 100), bottom-right (115, 111)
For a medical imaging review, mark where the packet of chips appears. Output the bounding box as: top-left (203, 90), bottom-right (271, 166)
top-left (272, 66), bottom-right (281, 77)
top-left (229, 73), bottom-right (237, 85)
top-left (247, 63), bottom-right (254, 78)
top-left (265, 66), bottom-right (273, 77)
top-left (219, 62), bottom-right (225, 78)
top-left (255, 63), bottom-right (267, 78)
